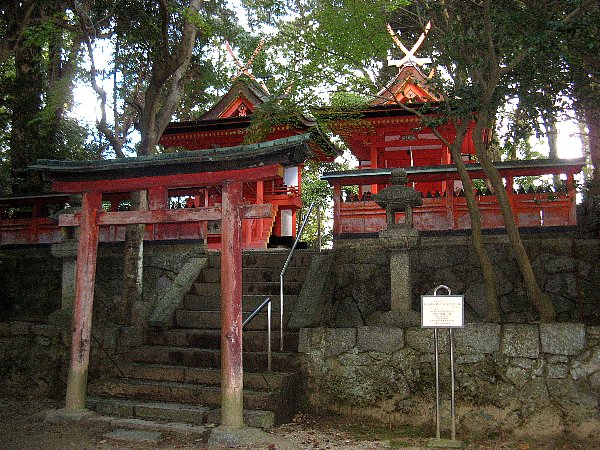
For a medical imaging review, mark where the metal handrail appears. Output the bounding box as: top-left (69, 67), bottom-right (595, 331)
top-left (279, 201), bottom-right (315, 351)
top-left (243, 297), bottom-right (272, 371)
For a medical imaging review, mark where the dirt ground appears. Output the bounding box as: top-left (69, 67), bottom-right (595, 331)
top-left (0, 395), bottom-right (595, 449)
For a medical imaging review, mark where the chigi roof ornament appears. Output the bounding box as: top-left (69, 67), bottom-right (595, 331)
top-left (387, 21), bottom-right (432, 68)
top-left (225, 38), bottom-right (270, 94)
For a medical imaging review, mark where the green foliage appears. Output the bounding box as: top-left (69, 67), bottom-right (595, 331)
top-left (243, 95), bottom-right (304, 143)
top-left (299, 157), bottom-right (354, 248)
top-left (330, 91), bottom-right (369, 109)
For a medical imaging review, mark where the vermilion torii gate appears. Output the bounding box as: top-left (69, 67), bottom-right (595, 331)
top-left (32, 134), bottom-right (311, 427)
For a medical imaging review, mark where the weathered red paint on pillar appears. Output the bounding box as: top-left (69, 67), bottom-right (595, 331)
top-left (148, 187), bottom-right (168, 240)
top-left (220, 180), bottom-right (244, 427)
top-left (370, 147), bottom-right (379, 194)
top-left (333, 182), bottom-right (342, 236)
top-left (256, 181), bottom-right (264, 239)
top-left (65, 191), bottom-right (102, 410)
top-left (148, 187), bottom-right (168, 210)
top-left (291, 209), bottom-right (297, 238)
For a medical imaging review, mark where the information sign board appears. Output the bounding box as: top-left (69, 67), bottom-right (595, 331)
top-left (421, 295), bottom-right (464, 328)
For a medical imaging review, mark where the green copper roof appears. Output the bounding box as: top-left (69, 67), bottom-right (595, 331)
top-left (30, 134), bottom-right (312, 182)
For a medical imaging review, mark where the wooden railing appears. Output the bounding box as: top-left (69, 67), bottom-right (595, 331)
top-left (337, 191), bottom-right (576, 234)
top-left (264, 185), bottom-right (299, 197)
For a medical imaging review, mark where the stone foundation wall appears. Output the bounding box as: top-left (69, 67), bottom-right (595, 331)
top-left (298, 324), bottom-right (600, 440)
top-left (0, 241), bottom-right (206, 324)
top-left (0, 321), bottom-right (142, 397)
top-left (413, 237), bottom-right (600, 324)
top-left (0, 241), bottom-right (206, 397)
top-left (0, 247), bottom-right (62, 322)
top-left (318, 236), bottom-right (600, 326)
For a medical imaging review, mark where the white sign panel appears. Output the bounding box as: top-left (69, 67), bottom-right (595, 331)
top-left (421, 295), bottom-right (464, 328)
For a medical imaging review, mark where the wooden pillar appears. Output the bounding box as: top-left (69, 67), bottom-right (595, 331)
top-left (291, 209), bottom-right (297, 238)
top-left (65, 191), bottom-right (102, 410)
top-left (256, 181), bottom-right (264, 240)
top-left (370, 147), bottom-right (379, 194)
top-left (333, 182), bottom-right (341, 236)
top-left (220, 181), bottom-right (244, 427)
top-left (148, 187), bottom-right (168, 240)
top-left (148, 187), bottom-right (168, 210)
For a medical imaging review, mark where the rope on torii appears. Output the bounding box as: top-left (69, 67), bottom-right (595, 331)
top-left (387, 21), bottom-right (432, 68)
top-left (225, 38), bottom-right (270, 94)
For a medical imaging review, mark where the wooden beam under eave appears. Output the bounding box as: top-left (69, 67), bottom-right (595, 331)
top-left (51, 165), bottom-right (285, 194)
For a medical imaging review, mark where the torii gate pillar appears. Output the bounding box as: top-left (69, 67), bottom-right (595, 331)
top-left (65, 191), bottom-right (102, 410)
top-left (220, 180), bottom-right (244, 427)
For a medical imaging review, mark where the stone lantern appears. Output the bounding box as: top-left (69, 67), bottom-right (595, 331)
top-left (373, 168), bottom-right (422, 229)
top-left (373, 168), bottom-right (422, 315)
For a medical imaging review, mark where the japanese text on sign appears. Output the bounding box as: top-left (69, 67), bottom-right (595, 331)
top-left (421, 295), bottom-right (464, 328)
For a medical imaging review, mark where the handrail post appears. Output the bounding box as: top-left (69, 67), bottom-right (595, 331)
top-left (280, 201), bottom-right (315, 351)
top-left (267, 301), bottom-right (272, 372)
top-left (279, 273), bottom-right (284, 352)
top-left (242, 297), bottom-right (272, 372)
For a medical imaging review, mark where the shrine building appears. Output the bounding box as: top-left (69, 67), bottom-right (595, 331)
top-left (0, 38), bottom-right (586, 248)
top-left (156, 74), bottom-right (338, 249)
top-left (318, 59), bottom-right (584, 239)
top-left (0, 74), bottom-right (337, 249)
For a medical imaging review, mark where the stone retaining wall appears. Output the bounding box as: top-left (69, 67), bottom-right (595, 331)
top-left (0, 247), bottom-right (62, 321)
top-left (0, 241), bottom-right (206, 324)
top-left (308, 237), bottom-right (600, 327)
top-left (0, 321), bottom-right (145, 397)
top-left (2, 236), bottom-right (599, 326)
top-left (298, 324), bottom-right (600, 440)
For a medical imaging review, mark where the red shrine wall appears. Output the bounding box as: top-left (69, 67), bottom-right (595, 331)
top-left (335, 115), bottom-right (480, 198)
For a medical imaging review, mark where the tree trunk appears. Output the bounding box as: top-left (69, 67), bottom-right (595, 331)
top-left (118, 190), bottom-right (148, 325)
top-left (9, 32), bottom-right (44, 194)
top-left (447, 123), bottom-right (501, 322)
top-left (473, 116), bottom-right (556, 322)
top-left (584, 105), bottom-right (600, 195)
top-left (116, 0), bottom-right (201, 324)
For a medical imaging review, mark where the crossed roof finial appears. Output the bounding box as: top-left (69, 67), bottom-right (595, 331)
top-left (387, 21), bottom-right (432, 68)
top-left (225, 39), bottom-right (267, 80)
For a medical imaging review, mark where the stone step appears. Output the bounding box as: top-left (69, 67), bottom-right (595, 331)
top-left (175, 310), bottom-right (290, 330)
top-left (206, 249), bottom-right (318, 269)
top-left (88, 378), bottom-right (281, 413)
top-left (192, 282), bottom-right (221, 297)
top-left (86, 396), bottom-right (275, 429)
top-left (243, 251), bottom-right (317, 269)
top-left (129, 346), bottom-right (299, 372)
top-left (87, 396), bottom-right (209, 424)
top-left (192, 281), bottom-right (303, 296)
top-left (114, 363), bottom-right (293, 392)
top-left (182, 294), bottom-right (298, 313)
top-left (146, 328), bottom-right (299, 352)
top-left (200, 266), bottom-right (310, 283)
top-left (244, 281), bottom-right (303, 295)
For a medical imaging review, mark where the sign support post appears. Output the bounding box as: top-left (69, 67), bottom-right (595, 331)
top-left (421, 284), bottom-right (464, 449)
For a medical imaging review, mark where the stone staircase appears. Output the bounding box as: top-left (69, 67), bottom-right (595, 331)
top-left (87, 250), bottom-right (315, 428)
